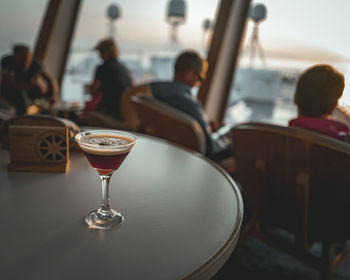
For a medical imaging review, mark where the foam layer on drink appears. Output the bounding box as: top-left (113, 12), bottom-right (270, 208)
top-left (78, 135), bottom-right (135, 155)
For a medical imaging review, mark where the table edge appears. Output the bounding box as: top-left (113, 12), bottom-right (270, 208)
top-left (183, 157), bottom-right (244, 280)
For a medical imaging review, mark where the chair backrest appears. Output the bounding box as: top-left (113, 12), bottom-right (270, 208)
top-left (120, 84), bottom-right (152, 130)
top-left (131, 95), bottom-right (206, 154)
top-left (233, 122), bottom-right (350, 243)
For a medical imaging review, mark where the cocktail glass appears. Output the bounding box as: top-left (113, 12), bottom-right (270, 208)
top-left (75, 130), bottom-right (137, 229)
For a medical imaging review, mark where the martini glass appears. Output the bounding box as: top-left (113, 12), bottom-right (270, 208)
top-left (75, 130), bottom-right (136, 229)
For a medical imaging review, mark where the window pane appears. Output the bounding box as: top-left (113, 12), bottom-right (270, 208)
top-left (0, 0), bottom-right (48, 59)
top-left (62, 0), bottom-right (219, 103)
top-left (226, 0), bottom-right (350, 126)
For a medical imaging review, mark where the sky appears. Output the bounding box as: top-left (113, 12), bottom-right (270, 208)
top-left (72, 0), bottom-right (219, 51)
top-left (1, 0), bottom-right (350, 62)
top-left (73, 0), bottom-right (350, 63)
top-left (0, 0), bottom-right (47, 55)
top-left (248, 0), bottom-right (350, 66)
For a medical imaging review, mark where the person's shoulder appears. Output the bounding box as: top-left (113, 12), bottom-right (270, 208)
top-left (1, 55), bottom-right (13, 62)
top-left (107, 58), bottom-right (123, 68)
top-left (95, 62), bottom-right (105, 74)
top-left (172, 86), bottom-right (202, 109)
top-left (152, 81), bottom-right (193, 99)
top-left (117, 60), bottom-right (131, 74)
top-left (105, 59), bottom-right (128, 74)
top-left (329, 118), bottom-right (350, 131)
top-left (156, 81), bottom-right (191, 94)
top-left (288, 117), bottom-right (299, 126)
top-left (1, 55), bottom-right (15, 67)
top-left (150, 81), bottom-right (173, 89)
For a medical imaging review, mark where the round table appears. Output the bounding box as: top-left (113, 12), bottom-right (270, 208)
top-left (0, 134), bottom-right (243, 280)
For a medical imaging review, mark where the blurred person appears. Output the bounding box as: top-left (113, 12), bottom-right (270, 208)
top-left (151, 49), bottom-right (232, 161)
top-left (289, 64), bottom-right (349, 140)
top-left (82, 38), bottom-right (132, 120)
top-left (0, 44), bottom-right (58, 115)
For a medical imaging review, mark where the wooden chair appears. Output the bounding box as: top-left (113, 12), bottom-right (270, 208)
top-left (85, 111), bottom-right (130, 130)
top-left (120, 83), bottom-right (152, 130)
top-left (232, 122), bottom-right (350, 280)
top-left (85, 84), bottom-right (152, 131)
top-left (130, 95), bottom-right (206, 154)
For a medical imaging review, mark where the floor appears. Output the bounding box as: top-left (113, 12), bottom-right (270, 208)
top-left (213, 236), bottom-right (350, 280)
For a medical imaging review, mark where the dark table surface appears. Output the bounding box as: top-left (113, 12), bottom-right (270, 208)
top-left (0, 134), bottom-right (243, 280)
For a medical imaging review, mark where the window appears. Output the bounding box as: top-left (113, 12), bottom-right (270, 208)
top-left (61, 0), bottom-right (219, 103)
top-left (226, 0), bottom-right (350, 126)
top-left (0, 0), bottom-right (48, 59)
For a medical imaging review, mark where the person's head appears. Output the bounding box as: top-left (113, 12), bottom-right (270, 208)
top-left (13, 44), bottom-right (32, 70)
top-left (294, 64), bottom-right (345, 117)
top-left (174, 50), bottom-right (207, 88)
top-left (94, 38), bottom-right (119, 61)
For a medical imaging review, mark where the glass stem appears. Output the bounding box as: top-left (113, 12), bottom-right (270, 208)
top-left (100, 175), bottom-right (112, 212)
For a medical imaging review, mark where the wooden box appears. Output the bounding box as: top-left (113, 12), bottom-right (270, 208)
top-left (8, 125), bottom-right (70, 172)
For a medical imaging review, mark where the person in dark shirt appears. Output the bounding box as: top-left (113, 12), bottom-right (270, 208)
top-left (0, 44), bottom-right (58, 115)
top-left (83, 38), bottom-right (132, 120)
top-left (151, 50), bottom-right (231, 161)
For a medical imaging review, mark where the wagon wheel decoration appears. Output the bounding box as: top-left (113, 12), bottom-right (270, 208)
top-left (35, 131), bottom-right (67, 163)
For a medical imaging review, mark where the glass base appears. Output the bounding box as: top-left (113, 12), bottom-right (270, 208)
top-left (85, 208), bottom-right (123, 229)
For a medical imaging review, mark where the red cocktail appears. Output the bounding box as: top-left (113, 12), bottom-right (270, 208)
top-left (79, 134), bottom-right (134, 175)
top-left (75, 130), bottom-right (137, 229)
top-left (84, 151), bottom-right (129, 175)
